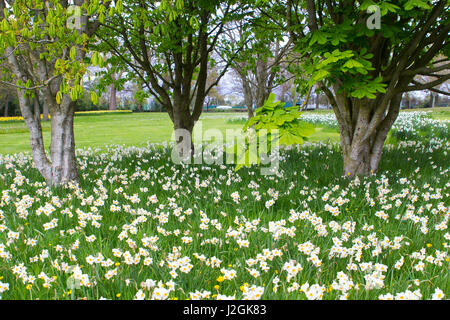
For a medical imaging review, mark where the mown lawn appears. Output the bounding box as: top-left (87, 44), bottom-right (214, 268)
top-left (1, 108), bottom-right (447, 155)
top-left (0, 112), bottom-right (341, 154)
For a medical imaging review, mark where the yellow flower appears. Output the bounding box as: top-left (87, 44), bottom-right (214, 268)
top-left (240, 283), bottom-right (249, 292)
top-left (116, 293), bottom-right (121, 298)
top-left (26, 284), bottom-right (32, 290)
top-left (216, 276), bottom-right (225, 283)
top-left (214, 285), bottom-right (220, 290)
top-left (115, 262), bottom-right (121, 267)
top-left (53, 276), bottom-right (58, 280)
top-left (426, 243), bottom-right (432, 248)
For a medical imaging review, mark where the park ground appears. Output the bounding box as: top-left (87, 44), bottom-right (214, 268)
top-left (0, 107), bottom-right (448, 300)
top-left (0, 107), bottom-right (448, 154)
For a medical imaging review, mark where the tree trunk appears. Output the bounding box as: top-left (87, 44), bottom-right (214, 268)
top-left (280, 82), bottom-right (289, 103)
top-left (342, 135), bottom-right (381, 177)
top-left (429, 92), bottom-right (435, 108)
top-left (48, 100), bottom-right (79, 185)
top-left (33, 96), bottom-right (41, 119)
top-left (255, 87), bottom-right (270, 111)
top-left (315, 93), bottom-right (320, 110)
top-left (109, 84), bottom-right (117, 110)
top-left (247, 105), bottom-right (254, 119)
top-left (406, 93), bottom-right (411, 109)
top-left (172, 104), bottom-right (195, 159)
top-left (254, 59), bottom-right (271, 109)
top-left (42, 100), bottom-right (49, 121)
top-left (3, 93), bottom-right (9, 117)
top-left (323, 84), bottom-right (402, 178)
top-left (18, 92), bottom-right (52, 181)
top-left (18, 89), bottom-right (79, 186)
top-left (243, 84), bottom-right (254, 119)
top-left (108, 69), bottom-right (122, 111)
top-left (238, 72), bottom-right (254, 119)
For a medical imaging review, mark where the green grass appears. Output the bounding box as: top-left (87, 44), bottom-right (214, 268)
top-left (0, 109), bottom-right (448, 300)
top-left (0, 112), bottom-right (341, 154)
top-left (0, 129), bottom-right (448, 300)
top-left (1, 108), bottom-right (448, 155)
top-left (0, 113), bottom-right (239, 154)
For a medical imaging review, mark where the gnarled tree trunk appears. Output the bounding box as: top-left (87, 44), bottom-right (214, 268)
top-left (322, 83), bottom-right (403, 178)
top-left (17, 90), bottom-right (79, 186)
top-left (48, 99), bottom-right (79, 185)
top-left (18, 92), bottom-right (52, 180)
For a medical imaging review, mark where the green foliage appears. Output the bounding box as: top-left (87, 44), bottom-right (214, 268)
top-left (0, 0), bottom-right (101, 105)
top-left (93, 0), bottom-right (248, 107)
top-left (234, 93), bottom-right (314, 171)
top-left (285, 0), bottom-right (446, 101)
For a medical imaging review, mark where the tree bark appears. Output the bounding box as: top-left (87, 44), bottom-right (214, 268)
top-left (18, 91), bottom-right (79, 186)
top-left (42, 99), bottom-right (49, 121)
top-left (171, 102), bottom-right (195, 158)
top-left (406, 93), bottom-right (411, 109)
top-left (109, 84), bottom-right (117, 110)
top-left (48, 99), bottom-right (79, 185)
top-left (324, 85), bottom-right (402, 178)
top-left (241, 75), bottom-right (254, 119)
top-left (17, 91), bottom-right (52, 181)
top-left (3, 93), bottom-right (9, 117)
top-left (254, 59), bottom-right (272, 110)
top-left (33, 96), bottom-right (41, 119)
top-left (429, 92), bottom-right (435, 108)
top-left (12, 78), bottom-right (80, 186)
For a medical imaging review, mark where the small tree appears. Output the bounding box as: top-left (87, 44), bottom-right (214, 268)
top-left (226, 16), bottom-right (293, 119)
top-left (97, 0), bottom-right (250, 156)
top-left (0, 0), bottom-right (102, 186)
top-left (279, 0), bottom-right (449, 177)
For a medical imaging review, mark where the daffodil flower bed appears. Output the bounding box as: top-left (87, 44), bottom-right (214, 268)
top-left (0, 128), bottom-right (448, 300)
